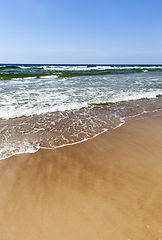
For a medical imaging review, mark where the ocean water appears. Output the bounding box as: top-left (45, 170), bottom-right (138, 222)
top-left (1, 64), bottom-right (162, 160)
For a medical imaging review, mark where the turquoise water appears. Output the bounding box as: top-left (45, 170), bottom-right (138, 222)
top-left (1, 64), bottom-right (162, 160)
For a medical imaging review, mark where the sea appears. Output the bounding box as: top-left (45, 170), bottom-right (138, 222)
top-left (1, 64), bottom-right (162, 160)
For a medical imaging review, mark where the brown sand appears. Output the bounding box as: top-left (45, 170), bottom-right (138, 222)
top-left (0, 116), bottom-right (162, 240)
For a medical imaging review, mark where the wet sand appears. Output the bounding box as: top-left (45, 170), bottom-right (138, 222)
top-left (0, 115), bottom-right (162, 240)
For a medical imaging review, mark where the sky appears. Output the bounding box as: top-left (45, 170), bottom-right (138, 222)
top-left (0, 0), bottom-right (162, 64)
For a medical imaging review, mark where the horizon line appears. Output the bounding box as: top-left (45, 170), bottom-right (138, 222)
top-left (0, 63), bottom-right (162, 66)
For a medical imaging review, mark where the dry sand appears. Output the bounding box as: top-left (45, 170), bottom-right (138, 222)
top-left (0, 115), bottom-right (162, 240)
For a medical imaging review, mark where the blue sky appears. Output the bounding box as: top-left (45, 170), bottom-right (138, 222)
top-left (0, 0), bottom-right (162, 64)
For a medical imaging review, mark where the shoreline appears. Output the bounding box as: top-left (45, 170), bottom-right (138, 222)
top-left (1, 96), bottom-right (162, 161)
top-left (0, 115), bottom-right (162, 239)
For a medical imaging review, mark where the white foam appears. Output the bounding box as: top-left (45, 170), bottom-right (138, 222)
top-left (40, 128), bottom-right (109, 151)
top-left (11, 116), bottom-right (125, 161)
top-left (40, 75), bottom-right (58, 79)
top-left (109, 89), bottom-right (162, 103)
top-left (23, 77), bottom-right (36, 80)
top-left (0, 113), bottom-right (127, 161)
top-left (19, 66), bottom-right (32, 69)
top-left (42, 66), bottom-right (90, 71)
top-left (0, 127), bottom-right (106, 161)
top-left (1, 85), bottom-right (162, 120)
top-left (0, 140), bottom-right (40, 161)
top-left (0, 101), bottom-right (88, 120)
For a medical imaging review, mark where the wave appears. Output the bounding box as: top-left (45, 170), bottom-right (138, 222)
top-left (1, 65), bottom-right (162, 81)
top-left (0, 65), bottom-right (21, 69)
top-left (0, 73), bottom-right (58, 80)
top-left (39, 75), bottom-right (58, 79)
top-left (1, 96), bottom-right (162, 161)
top-left (19, 66), bottom-right (32, 69)
top-left (1, 89), bottom-right (162, 120)
top-left (0, 102), bottom-right (88, 120)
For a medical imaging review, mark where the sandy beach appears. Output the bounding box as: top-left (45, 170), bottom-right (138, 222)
top-left (0, 115), bottom-right (162, 240)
